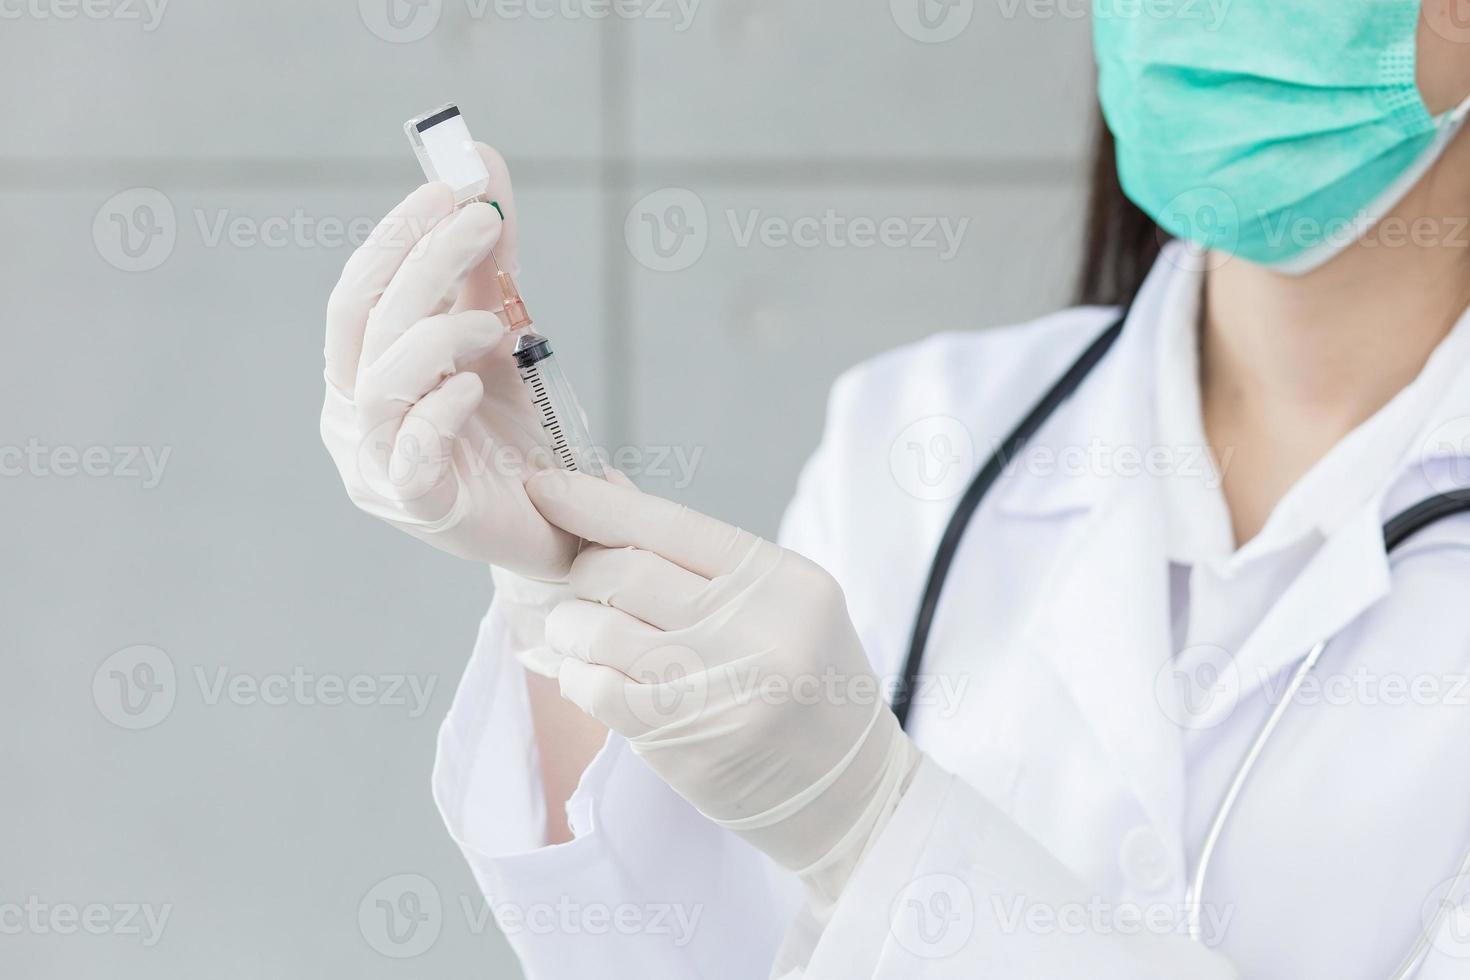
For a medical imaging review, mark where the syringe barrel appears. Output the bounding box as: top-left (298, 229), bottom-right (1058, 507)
top-left (512, 332), bottom-right (605, 479)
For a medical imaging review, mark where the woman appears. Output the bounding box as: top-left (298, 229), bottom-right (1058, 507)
top-left (321, 3), bottom-right (1470, 976)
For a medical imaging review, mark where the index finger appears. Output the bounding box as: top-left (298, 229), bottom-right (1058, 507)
top-left (525, 470), bottom-right (758, 579)
top-left (323, 182), bottom-right (455, 395)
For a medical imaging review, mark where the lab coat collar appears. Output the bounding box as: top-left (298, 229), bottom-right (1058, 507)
top-left (993, 243), bottom-right (1195, 520)
top-left (1151, 259), bottom-right (1235, 566)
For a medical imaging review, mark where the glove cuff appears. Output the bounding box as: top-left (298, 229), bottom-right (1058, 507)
top-left (490, 565), bottom-right (571, 604)
top-left (796, 717), bottom-right (921, 905)
top-left (711, 704), bottom-right (921, 901)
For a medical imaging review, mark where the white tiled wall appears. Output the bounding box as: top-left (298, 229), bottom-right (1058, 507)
top-left (0, 3), bottom-right (1094, 978)
top-left (628, 0), bottom-right (1095, 161)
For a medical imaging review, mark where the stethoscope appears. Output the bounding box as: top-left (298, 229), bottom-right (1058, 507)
top-left (892, 315), bottom-right (1470, 978)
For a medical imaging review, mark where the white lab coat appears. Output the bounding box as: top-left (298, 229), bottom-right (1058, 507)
top-left (433, 246), bottom-right (1470, 979)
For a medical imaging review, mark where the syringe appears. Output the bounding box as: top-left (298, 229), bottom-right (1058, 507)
top-left (491, 254), bottom-right (606, 478)
top-left (404, 104), bottom-right (605, 479)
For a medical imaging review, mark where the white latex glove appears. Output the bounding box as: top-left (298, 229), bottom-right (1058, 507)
top-left (526, 469), bottom-right (922, 901)
top-left (319, 148), bottom-right (579, 581)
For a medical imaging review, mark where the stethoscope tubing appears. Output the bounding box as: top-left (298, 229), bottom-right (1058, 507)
top-left (892, 315), bottom-right (1126, 728)
top-left (897, 315), bottom-right (1470, 975)
top-left (1187, 490), bottom-right (1470, 962)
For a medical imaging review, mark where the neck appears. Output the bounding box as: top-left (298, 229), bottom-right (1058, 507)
top-left (1199, 130), bottom-right (1470, 544)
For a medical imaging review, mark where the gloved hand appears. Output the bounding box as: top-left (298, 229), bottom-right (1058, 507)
top-left (525, 469), bottom-right (922, 901)
top-left (319, 147), bottom-right (579, 581)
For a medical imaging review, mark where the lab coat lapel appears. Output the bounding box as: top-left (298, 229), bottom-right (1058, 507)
top-left (1226, 508), bottom-right (1392, 707)
top-left (1010, 252), bottom-right (1190, 844)
top-left (987, 246), bottom-right (1207, 842)
top-left (1026, 475), bottom-right (1185, 844)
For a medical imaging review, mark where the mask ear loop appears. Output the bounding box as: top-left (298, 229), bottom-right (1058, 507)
top-left (1440, 91), bottom-right (1470, 126)
top-left (1270, 91), bottom-right (1470, 277)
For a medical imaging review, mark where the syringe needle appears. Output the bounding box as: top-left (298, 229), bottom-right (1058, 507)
top-left (487, 252), bottom-right (533, 331)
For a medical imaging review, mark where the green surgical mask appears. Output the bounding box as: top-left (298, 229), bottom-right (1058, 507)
top-left (1094, 0), bottom-right (1470, 272)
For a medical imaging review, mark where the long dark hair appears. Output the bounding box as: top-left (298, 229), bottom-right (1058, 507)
top-left (1074, 108), bottom-right (1165, 309)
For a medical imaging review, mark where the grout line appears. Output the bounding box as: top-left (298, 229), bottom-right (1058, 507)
top-left (599, 18), bottom-right (634, 447)
top-left (629, 157), bottom-right (1085, 186)
top-left (0, 157), bottom-right (601, 190)
top-left (0, 156), bottom-right (1085, 191)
